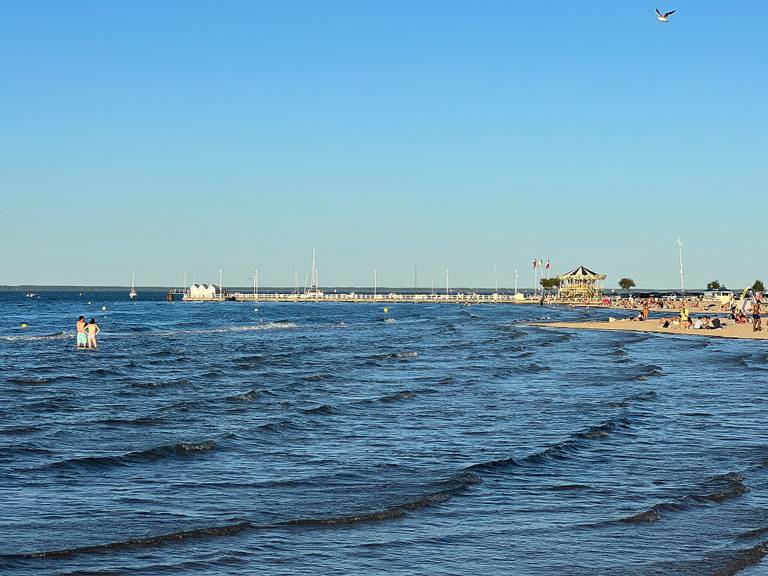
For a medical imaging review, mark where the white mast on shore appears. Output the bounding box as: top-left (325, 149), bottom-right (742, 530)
top-left (184, 269), bottom-right (187, 294)
top-left (219, 269), bottom-right (223, 300)
top-left (514, 269), bottom-right (519, 295)
top-left (677, 238), bottom-right (685, 297)
top-left (494, 265), bottom-right (499, 294)
top-left (129, 272), bottom-right (137, 300)
top-left (446, 269), bottom-right (449, 297)
top-left (374, 269), bottom-right (377, 297)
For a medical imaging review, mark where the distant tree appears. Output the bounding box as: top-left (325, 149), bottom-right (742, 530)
top-left (540, 277), bottom-right (561, 294)
top-left (706, 280), bottom-right (721, 291)
top-left (618, 278), bottom-right (636, 298)
top-left (752, 280), bottom-right (765, 293)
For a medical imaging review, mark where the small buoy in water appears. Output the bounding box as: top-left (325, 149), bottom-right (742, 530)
top-left (383, 307), bottom-right (389, 314)
top-left (254, 308), bottom-right (258, 312)
top-left (87, 301), bottom-right (91, 305)
top-left (102, 306), bottom-right (107, 311)
top-left (20, 323), bottom-right (28, 328)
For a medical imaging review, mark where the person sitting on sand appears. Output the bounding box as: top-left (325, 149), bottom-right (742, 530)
top-left (86, 318), bottom-right (100, 349)
top-left (76, 316), bottom-right (87, 349)
top-left (711, 317), bottom-right (722, 329)
top-left (693, 317), bottom-right (703, 330)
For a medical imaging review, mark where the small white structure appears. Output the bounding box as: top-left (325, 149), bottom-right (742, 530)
top-left (188, 283), bottom-right (220, 300)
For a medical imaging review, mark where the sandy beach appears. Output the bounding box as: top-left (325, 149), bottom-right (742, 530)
top-left (531, 318), bottom-right (768, 340)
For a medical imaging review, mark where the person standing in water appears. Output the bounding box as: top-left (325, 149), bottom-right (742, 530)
top-left (86, 318), bottom-right (101, 349)
top-left (76, 316), bottom-right (87, 349)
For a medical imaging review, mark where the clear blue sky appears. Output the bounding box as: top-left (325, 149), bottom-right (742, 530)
top-left (1, 1), bottom-right (765, 289)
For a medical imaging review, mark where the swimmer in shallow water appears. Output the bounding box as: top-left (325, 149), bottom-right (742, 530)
top-left (86, 318), bottom-right (100, 349)
top-left (76, 316), bottom-right (87, 349)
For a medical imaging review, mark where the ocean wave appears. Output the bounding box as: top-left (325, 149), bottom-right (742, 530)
top-left (8, 521), bottom-right (252, 559)
top-left (0, 331), bottom-right (72, 342)
top-left (465, 416), bottom-right (632, 473)
top-left (132, 378), bottom-right (191, 389)
top-left (370, 351), bottom-right (418, 361)
top-left (156, 322), bottom-right (298, 336)
top-left (608, 390), bottom-right (657, 408)
top-left (302, 404), bottom-right (336, 415)
top-left (619, 472), bottom-right (749, 523)
top-left (517, 362), bottom-right (551, 374)
top-left (711, 542), bottom-right (768, 576)
top-left (283, 471), bottom-right (481, 527)
top-left (97, 416), bottom-right (164, 427)
top-left (6, 376), bottom-right (58, 385)
top-left (737, 526), bottom-right (768, 541)
top-left (227, 389), bottom-right (259, 402)
top-left (0, 425), bottom-right (41, 436)
top-left (8, 472), bottom-right (484, 559)
top-left (626, 364), bottom-right (665, 381)
top-left (303, 373), bottom-right (334, 382)
top-left (379, 390), bottom-right (417, 403)
top-left (37, 440), bottom-right (217, 471)
top-left (233, 355), bottom-right (264, 369)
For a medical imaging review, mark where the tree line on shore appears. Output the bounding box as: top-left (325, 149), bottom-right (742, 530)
top-left (539, 276), bottom-right (765, 297)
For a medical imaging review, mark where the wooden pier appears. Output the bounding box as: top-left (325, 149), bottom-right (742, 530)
top-left (174, 290), bottom-right (604, 305)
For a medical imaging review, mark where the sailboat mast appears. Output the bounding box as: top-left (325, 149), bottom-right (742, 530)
top-left (311, 246), bottom-right (317, 289)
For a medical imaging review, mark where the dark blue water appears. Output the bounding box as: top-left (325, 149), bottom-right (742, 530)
top-left (2, 290), bottom-right (768, 575)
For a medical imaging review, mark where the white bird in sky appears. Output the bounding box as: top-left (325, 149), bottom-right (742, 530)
top-left (655, 8), bottom-right (676, 22)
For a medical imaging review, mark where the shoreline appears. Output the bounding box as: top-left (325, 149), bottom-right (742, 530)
top-left (530, 319), bottom-right (768, 340)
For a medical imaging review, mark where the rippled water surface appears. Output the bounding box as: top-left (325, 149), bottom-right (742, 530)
top-left (2, 290), bottom-right (768, 575)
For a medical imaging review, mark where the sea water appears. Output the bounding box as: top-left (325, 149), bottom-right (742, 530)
top-left (2, 290), bottom-right (768, 575)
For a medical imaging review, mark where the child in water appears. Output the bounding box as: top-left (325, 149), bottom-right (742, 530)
top-left (86, 318), bottom-right (101, 349)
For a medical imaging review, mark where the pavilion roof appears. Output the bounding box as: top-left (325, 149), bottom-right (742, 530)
top-left (559, 265), bottom-right (605, 279)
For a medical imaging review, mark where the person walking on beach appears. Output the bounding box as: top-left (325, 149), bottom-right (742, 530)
top-left (86, 318), bottom-right (101, 349)
top-left (753, 294), bottom-right (762, 333)
top-left (76, 316), bottom-right (87, 349)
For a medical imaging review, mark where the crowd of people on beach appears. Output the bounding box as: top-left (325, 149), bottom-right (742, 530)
top-left (627, 290), bottom-right (763, 332)
top-left (75, 315), bottom-right (100, 349)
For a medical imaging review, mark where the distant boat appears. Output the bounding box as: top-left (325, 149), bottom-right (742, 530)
top-left (129, 273), bottom-right (137, 300)
top-left (25, 291), bottom-right (37, 298)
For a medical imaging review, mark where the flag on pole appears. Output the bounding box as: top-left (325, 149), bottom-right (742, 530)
top-left (532, 259), bottom-right (537, 269)
top-left (546, 259), bottom-right (550, 270)
top-left (539, 259), bottom-right (544, 268)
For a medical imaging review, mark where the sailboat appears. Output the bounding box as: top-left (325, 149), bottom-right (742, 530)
top-left (302, 247), bottom-right (323, 299)
top-left (129, 273), bottom-right (138, 300)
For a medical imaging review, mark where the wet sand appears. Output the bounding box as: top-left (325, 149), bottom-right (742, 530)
top-left (531, 319), bottom-right (768, 340)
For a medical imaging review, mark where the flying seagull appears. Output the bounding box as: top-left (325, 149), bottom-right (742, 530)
top-left (655, 8), bottom-right (676, 22)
